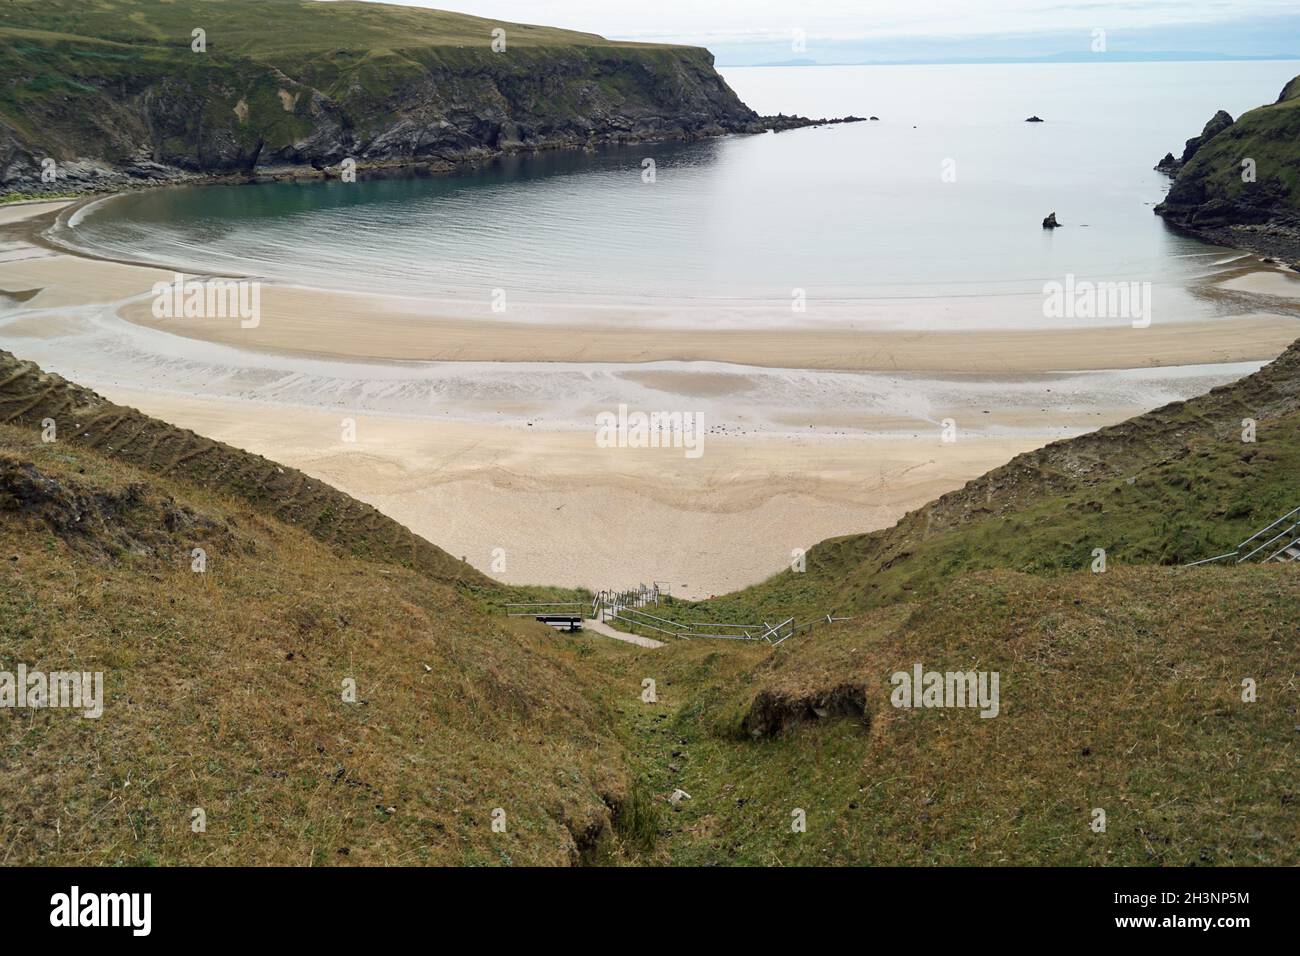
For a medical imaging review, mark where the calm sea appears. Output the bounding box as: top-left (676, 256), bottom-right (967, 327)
top-left (63, 60), bottom-right (1300, 321)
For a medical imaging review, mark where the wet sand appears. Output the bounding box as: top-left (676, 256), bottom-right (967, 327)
top-left (2, 198), bottom-right (1297, 594)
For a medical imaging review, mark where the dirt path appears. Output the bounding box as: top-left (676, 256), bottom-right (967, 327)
top-left (583, 617), bottom-right (664, 648)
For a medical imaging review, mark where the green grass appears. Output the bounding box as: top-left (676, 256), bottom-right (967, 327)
top-left (1166, 74), bottom-right (1300, 212)
top-left (0, 423), bottom-right (637, 865)
top-left (0, 1), bottom-right (669, 57)
top-left (680, 337), bottom-right (1300, 626)
top-left (2, 339), bottom-right (1297, 865)
top-left (0, 0), bottom-right (740, 178)
top-left (595, 568), bottom-right (1297, 866)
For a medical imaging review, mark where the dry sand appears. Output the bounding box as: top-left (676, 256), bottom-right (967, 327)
top-left (2, 198), bottom-right (1298, 595)
top-left (107, 387), bottom-right (1041, 597)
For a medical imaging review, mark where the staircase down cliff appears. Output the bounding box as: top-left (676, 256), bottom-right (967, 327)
top-left (1155, 75), bottom-right (1300, 264)
top-left (0, 0), bottom-right (853, 194)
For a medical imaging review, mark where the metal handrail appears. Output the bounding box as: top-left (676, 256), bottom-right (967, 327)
top-left (1238, 520), bottom-right (1300, 563)
top-left (1232, 504), bottom-right (1294, 548)
top-left (1184, 551), bottom-right (1239, 567)
top-left (607, 614), bottom-right (679, 638)
top-left (1264, 534), bottom-right (1300, 563)
top-left (619, 607), bottom-right (682, 629)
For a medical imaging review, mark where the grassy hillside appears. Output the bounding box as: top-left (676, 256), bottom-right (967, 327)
top-left (682, 334), bottom-right (1300, 625)
top-left (1156, 74), bottom-right (1300, 253)
top-left (0, 0), bottom-right (643, 54)
top-left (0, 0), bottom-right (758, 189)
top-left (1174, 78), bottom-right (1300, 207)
top-left (1, 342), bottom-right (1296, 865)
top-left (617, 566), bottom-right (1297, 866)
top-left (0, 419), bottom-right (644, 865)
top-left (0, 351), bottom-right (484, 586)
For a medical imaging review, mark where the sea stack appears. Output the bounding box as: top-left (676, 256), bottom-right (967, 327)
top-left (1042, 212), bottom-right (1060, 228)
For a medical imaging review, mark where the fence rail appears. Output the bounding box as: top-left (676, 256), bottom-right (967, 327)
top-left (1185, 505), bottom-right (1300, 566)
top-left (509, 584), bottom-right (851, 648)
top-left (504, 601), bottom-right (586, 617)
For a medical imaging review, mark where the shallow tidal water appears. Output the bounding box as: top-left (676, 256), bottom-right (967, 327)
top-left (61, 61), bottom-right (1300, 323)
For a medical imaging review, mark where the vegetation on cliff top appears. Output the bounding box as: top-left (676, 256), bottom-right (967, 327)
top-left (1157, 74), bottom-right (1300, 230)
top-left (0, 0), bottom-right (756, 185)
top-left (1, 0), bottom-right (655, 55)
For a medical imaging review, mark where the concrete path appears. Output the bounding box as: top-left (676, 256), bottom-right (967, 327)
top-left (582, 617), bottom-right (665, 648)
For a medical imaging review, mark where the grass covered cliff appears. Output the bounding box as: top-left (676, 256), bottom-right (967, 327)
top-left (1156, 74), bottom-right (1300, 261)
top-left (0, 0), bottom-right (763, 191)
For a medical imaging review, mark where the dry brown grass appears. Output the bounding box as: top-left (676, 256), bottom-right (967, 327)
top-left (649, 567), bottom-right (1299, 865)
top-left (0, 351), bottom-right (486, 587)
top-left (0, 423), bottom-right (630, 865)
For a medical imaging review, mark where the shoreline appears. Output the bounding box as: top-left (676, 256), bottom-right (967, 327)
top-left (3, 197), bottom-right (1300, 593)
top-left (0, 113), bottom-right (860, 206)
top-left (19, 197), bottom-right (1300, 373)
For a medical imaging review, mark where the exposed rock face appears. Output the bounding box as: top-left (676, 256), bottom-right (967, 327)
top-left (1180, 109), bottom-right (1235, 164)
top-left (1155, 80), bottom-right (1300, 262)
top-left (1156, 109), bottom-right (1234, 175)
top-left (1042, 211), bottom-right (1060, 228)
top-left (0, 6), bottom-right (859, 196)
top-left (1, 46), bottom-right (770, 192)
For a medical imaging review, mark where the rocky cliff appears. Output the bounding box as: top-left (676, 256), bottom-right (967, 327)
top-left (0, 0), bottom-right (811, 193)
top-left (1155, 75), bottom-right (1300, 262)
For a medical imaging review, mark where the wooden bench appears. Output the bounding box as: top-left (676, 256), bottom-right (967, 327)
top-left (534, 614), bottom-right (583, 632)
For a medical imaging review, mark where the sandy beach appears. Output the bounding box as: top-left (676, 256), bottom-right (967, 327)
top-left (2, 198), bottom-right (1298, 595)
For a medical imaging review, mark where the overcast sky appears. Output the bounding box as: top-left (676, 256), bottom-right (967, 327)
top-left (364, 0), bottom-right (1300, 45)
top-left (345, 1), bottom-right (1300, 64)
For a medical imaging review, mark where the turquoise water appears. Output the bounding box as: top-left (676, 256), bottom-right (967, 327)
top-left (65, 61), bottom-right (1300, 307)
